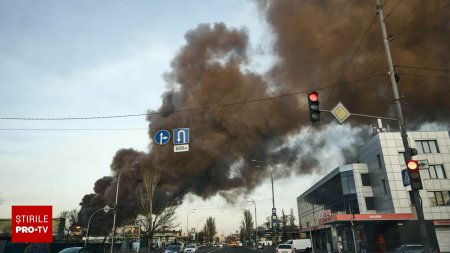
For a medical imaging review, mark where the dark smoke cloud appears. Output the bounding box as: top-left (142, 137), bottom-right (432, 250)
top-left (79, 1), bottom-right (449, 228)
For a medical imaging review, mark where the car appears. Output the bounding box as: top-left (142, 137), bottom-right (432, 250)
top-left (257, 243), bottom-right (264, 249)
top-left (276, 244), bottom-right (295, 253)
top-left (165, 245), bottom-right (183, 253)
top-left (391, 244), bottom-right (424, 253)
top-left (284, 239), bottom-right (312, 252)
top-left (184, 244), bottom-right (198, 253)
top-left (58, 247), bottom-right (94, 253)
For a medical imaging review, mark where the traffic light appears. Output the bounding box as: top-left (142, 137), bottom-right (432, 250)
top-left (308, 91), bottom-right (320, 123)
top-left (407, 159), bottom-right (423, 190)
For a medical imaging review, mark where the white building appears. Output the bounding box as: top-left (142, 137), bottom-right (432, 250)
top-left (297, 130), bottom-right (450, 253)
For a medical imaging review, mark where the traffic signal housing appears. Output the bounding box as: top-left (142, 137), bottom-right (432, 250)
top-left (407, 159), bottom-right (423, 190)
top-left (308, 91), bottom-right (320, 123)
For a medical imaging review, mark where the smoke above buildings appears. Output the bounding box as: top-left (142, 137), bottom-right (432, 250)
top-left (79, 0), bottom-right (450, 227)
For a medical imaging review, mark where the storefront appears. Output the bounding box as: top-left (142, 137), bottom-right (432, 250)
top-left (300, 213), bottom-right (419, 253)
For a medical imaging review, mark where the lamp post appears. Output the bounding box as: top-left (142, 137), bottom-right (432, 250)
top-left (245, 197), bottom-right (257, 245)
top-left (85, 205), bottom-right (111, 247)
top-left (110, 164), bottom-right (138, 253)
top-left (186, 209), bottom-right (196, 244)
top-left (251, 159), bottom-right (277, 245)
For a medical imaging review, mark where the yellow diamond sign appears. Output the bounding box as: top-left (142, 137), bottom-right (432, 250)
top-left (331, 102), bottom-right (350, 124)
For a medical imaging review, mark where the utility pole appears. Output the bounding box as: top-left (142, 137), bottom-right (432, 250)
top-left (375, 1), bottom-right (431, 252)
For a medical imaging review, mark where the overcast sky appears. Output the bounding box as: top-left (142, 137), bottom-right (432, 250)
top-left (0, 0), bottom-right (329, 235)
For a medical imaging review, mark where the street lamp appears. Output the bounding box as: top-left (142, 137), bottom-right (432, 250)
top-left (85, 205), bottom-right (111, 247)
top-left (110, 163), bottom-right (139, 253)
top-left (245, 197), bottom-right (258, 245)
top-left (251, 160), bottom-right (275, 208)
top-left (251, 159), bottom-right (277, 245)
top-left (186, 209), bottom-right (196, 244)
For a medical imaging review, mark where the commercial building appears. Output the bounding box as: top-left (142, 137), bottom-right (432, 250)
top-left (297, 129), bottom-right (450, 253)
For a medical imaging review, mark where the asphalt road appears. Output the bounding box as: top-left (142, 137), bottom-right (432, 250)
top-left (196, 246), bottom-right (275, 253)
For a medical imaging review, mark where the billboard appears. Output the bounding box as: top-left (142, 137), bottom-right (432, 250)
top-left (123, 226), bottom-right (140, 238)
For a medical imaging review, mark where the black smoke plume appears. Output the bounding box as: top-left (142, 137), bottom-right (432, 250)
top-left (79, 1), bottom-right (450, 228)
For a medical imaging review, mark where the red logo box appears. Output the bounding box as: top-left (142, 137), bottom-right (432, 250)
top-left (12, 206), bottom-right (52, 243)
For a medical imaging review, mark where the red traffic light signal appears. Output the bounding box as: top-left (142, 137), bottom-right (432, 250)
top-left (308, 91), bottom-right (320, 123)
top-left (407, 160), bottom-right (419, 170)
top-left (308, 92), bottom-right (318, 102)
top-left (407, 160), bottom-right (423, 190)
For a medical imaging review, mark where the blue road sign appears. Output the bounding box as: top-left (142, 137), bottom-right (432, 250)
top-left (173, 128), bottom-right (189, 145)
top-left (402, 169), bottom-right (410, 187)
top-left (154, 130), bottom-right (170, 145)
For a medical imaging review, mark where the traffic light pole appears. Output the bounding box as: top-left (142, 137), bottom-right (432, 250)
top-left (375, 1), bottom-right (431, 252)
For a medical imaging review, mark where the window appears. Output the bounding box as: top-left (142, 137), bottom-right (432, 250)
top-left (429, 191), bottom-right (450, 206)
top-left (382, 179), bottom-right (388, 194)
top-left (415, 140), bottom-right (439, 154)
top-left (361, 173), bottom-right (371, 186)
top-left (365, 197), bottom-right (375, 210)
top-left (429, 165), bottom-right (447, 179)
top-left (377, 154), bottom-right (383, 170)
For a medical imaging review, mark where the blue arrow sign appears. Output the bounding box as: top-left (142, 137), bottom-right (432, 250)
top-left (402, 169), bottom-right (410, 187)
top-left (154, 130), bottom-right (170, 145)
top-left (173, 128), bottom-right (189, 145)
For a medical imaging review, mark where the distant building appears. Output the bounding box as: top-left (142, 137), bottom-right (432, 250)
top-left (152, 229), bottom-right (182, 247)
top-left (297, 130), bottom-right (450, 253)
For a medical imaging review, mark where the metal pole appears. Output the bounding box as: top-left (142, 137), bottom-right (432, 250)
top-left (307, 222), bottom-right (314, 253)
top-left (251, 160), bottom-right (277, 245)
top-left (269, 166), bottom-right (278, 245)
top-left (187, 210), bottom-right (195, 245)
top-left (85, 207), bottom-right (109, 247)
top-left (375, 1), bottom-right (431, 252)
top-left (110, 167), bottom-right (136, 253)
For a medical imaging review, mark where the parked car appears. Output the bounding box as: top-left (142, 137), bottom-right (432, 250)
top-left (392, 244), bottom-right (424, 253)
top-left (257, 243), bottom-right (264, 249)
top-left (58, 247), bottom-right (94, 253)
top-left (284, 239), bottom-right (312, 252)
top-left (277, 244), bottom-right (295, 253)
top-left (165, 245), bottom-right (183, 253)
top-left (184, 244), bottom-right (198, 253)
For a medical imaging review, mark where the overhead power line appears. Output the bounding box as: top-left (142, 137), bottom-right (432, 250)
top-left (0, 128), bottom-right (147, 131)
top-left (395, 65), bottom-right (450, 72)
top-left (0, 74), bottom-right (385, 121)
top-left (384, 0), bottom-right (403, 22)
top-left (396, 73), bottom-right (450, 80)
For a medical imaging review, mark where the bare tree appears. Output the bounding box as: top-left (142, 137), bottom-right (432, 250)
top-left (59, 209), bottom-right (79, 242)
top-left (137, 168), bottom-right (179, 252)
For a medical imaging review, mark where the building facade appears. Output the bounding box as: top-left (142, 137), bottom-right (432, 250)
top-left (297, 130), bottom-right (450, 253)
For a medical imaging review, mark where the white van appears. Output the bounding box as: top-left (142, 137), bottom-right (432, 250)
top-left (284, 239), bottom-right (312, 252)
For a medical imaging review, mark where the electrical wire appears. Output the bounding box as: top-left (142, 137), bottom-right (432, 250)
top-left (391, 1), bottom-right (450, 43)
top-left (395, 73), bottom-right (450, 80)
top-left (325, 13), bottom-right (379, 106)
top-left (384, 0), bottom-right (403, 22)
top-left (395, 65), bottom-right (450, 72)
top-left (0, 128), bottom-right (147, 131)
top-left (0, 74), bottom-right (385, 121)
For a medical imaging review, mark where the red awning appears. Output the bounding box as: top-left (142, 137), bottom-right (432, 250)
top-left (319, 213), bottom-right (415, 224)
